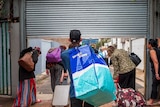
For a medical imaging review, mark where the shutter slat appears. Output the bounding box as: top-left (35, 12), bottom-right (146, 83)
top-left (26, 0), bottom-right (148, 37)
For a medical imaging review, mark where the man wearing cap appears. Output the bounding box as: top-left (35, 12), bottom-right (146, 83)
top-left (61, 30), bottom-right (94, 107)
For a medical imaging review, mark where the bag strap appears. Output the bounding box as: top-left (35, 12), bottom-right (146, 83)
top-left (115, 82), bottom-right (121, 90)
top-left (48, 48), bottom-right (55, 53)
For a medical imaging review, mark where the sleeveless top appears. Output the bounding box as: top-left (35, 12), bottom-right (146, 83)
top-left (150, 48), bottom-right (160, 74)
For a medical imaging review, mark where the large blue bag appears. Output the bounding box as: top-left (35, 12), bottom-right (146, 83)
top-left (69, 45), bottom-right (116, 106)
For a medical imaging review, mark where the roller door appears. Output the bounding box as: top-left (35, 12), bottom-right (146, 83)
top-left (26, 0), bottom-right (148, 38)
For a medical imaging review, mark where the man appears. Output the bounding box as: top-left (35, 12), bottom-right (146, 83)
top-left (61, 30), bottom-right (94, 107)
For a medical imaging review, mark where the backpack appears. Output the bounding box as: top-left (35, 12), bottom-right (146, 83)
top-left (46, 47), bottom-right (62, 63)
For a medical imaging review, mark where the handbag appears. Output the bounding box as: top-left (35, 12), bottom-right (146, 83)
top-left (69, 45), bottom-right (116, 106)
top-left (129, 52), bottom-right (141, 66)
top-left (18, 52), bottom-right (34, 72)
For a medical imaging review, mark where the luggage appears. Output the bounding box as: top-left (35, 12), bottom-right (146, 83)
top-left (46, 47), bottom-right (62, 63)
top-left (52, 85), bottom-right (70, 107)
top-left (116, 84), bottom-right (146, 107)
top-left (18, 52), bottom-right (34, 72)
top-left (69, 45), bottom-right (116, 106)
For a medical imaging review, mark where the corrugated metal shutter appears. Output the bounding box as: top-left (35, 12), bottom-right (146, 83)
top-left (26, 0), bottom-right (148, 38)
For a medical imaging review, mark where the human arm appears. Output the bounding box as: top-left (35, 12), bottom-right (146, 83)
top-left (32, 50), bottom-right (39, 64)
top-left (110, 56), bottom-right (119, 79)
top-left (46, 69), bottom-right (50, 75)
top-left (58, 61), bottom-right (67, 73)
top-left (20, 47), bottom-right (33, 58)
top-left (150, 49), bottom-right (160, 80)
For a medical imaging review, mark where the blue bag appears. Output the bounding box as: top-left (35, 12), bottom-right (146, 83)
top-left (69, 45), bottom-right (116, 106)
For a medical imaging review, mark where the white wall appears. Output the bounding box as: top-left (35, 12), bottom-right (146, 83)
top-left (131, 38), bottom-right (145, 70)
top-left (28, 39), bottom-right (52, 75)
top-left (28, 39), bottom-right (61, 75)
top-left (111, 38), bottom-right (145, 71)
top-left (41, 40), bottom-right (52, 73)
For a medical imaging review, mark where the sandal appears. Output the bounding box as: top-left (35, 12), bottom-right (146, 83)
top-left (36, 99), bottom-right (42, 103)
top-left (152, 101), bottom-right (160, 106)
top-left (146, 101), bottom-right (153, 106)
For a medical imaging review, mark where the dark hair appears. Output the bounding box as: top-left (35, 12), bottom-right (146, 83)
top-left (70, 30), bottom-right (81, 43)
top-left (107, 46), bottom-right (115, 54)
top-left (59, 45), bottom-right (66, 51)
top-left (34, 47), bottom-right (41, 54)
top-left (148, 39), bottom-right (158, 48)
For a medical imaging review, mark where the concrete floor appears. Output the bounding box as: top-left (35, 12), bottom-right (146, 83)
top-left (0, 69), bottom-right (145, 107)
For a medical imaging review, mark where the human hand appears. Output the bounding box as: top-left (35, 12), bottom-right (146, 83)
top-left (155, 74), bottom-right (160, 80)
top-left (60, 71), bottom-right (64, 83)
top-left (114, 76), bottom-right (119, 83)
top-left (46, 69), bottom-right (50, 75)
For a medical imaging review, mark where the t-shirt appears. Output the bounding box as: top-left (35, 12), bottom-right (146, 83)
top-left (61, 48), bottom-right (76, 98)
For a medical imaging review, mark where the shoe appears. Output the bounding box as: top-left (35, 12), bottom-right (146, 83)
top-left (36, 99), bottom-right (42, 103)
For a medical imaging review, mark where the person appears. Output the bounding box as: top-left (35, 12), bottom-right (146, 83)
top-left (90, 44), bottom-right (98, 54)
top-left (12, 47), bottom-right (42, 107)
top-left (147, 39), bottom-right (160, 105)
top-left (46, 45), bottom-right (68, 93)
top-left (107, 45), bottom-right (136, 89)
top-left (156, 38), bottom-right (160, 48)
top-left (98, 48), bottom-right (104, 58)
top-left (61, 30), bottom-right (94, 107)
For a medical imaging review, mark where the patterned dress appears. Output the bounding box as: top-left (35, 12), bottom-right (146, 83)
top-left (12, 47), bottom-right (40, 107)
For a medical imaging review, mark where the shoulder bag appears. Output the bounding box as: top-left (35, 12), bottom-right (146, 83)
top-left (129, 52), bottom-right (141, 66)
top-left (18, 52), bottom-right (34, 72)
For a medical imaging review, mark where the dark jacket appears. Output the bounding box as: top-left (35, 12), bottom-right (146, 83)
top-left (19, 47), bottom-right (39, 81)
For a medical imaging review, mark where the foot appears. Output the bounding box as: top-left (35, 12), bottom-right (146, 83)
top-left (112, 101), bottom-right (118, 107)
top-left (152, 101), bottom-right (160, 105)
top-left (36, 99), bottom-right (42, 103)
top-left (146, 99), bottom-right (154, 105)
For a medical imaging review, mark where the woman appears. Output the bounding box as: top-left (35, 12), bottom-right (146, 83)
top-left (147, 39), bottom-right (160, 105)
top-left (12, 47), bottom-right (41, 107)
top-left (107, 45), bottom-right (136, 89)
top-left (46, 45), bottom-right (67, 92)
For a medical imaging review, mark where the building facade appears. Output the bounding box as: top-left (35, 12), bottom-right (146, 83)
top-left (0, 0), bottom-right (160, 100)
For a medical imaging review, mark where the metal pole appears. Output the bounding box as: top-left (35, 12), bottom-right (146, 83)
top-left (145, 0), bottom-right (152, 100)
top-left (20, 0), bottom-right (26, 50)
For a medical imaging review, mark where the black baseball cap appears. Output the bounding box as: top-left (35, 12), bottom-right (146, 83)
top-left (70, 30), bottom-right (81, 43)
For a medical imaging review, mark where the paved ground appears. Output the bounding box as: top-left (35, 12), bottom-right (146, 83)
top-left (0, 69), bottom-right (145, 107)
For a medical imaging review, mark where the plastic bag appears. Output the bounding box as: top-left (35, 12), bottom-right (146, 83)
top-left (69, 45), bottom-right (116, 106)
